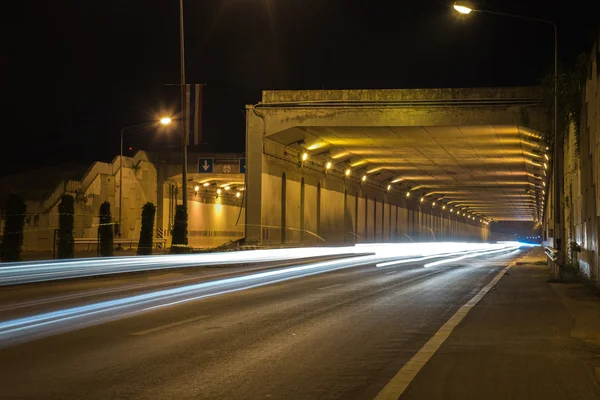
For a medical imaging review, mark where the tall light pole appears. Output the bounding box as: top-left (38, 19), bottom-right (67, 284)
top-left (118, 117), bottom-right (172, 239)
top-left (179, 0), bottom-right (189, 245)
top-left (453, 3), bottom-right (561, 262)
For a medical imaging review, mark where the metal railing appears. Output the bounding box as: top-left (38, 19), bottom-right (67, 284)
top-left (544, 246), bottom-right (558, 262)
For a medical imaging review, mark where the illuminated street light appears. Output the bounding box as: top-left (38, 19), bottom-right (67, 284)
top-left (224, 186), bottom-right (230, 191)
top-left (194, 185), bottom-right (199, 192)
top-left (159, 116), bottom-right (172, 126)
top-left (203, 182), bottom-right (210, 187)
top-left (326, 161), bottom-right (332, 170)
top-left (302, 152), bottom-right (308, 161)
top-left (345, 168), bottom-right (351, 177)
top-left (236, 192), bottom-right (241, 198)
top-left (362, 175), bottom-right (367, 182)
top-left (453, 4), bottom-right (473, 14)
top-left (217, 188), bottom-right (222, 195)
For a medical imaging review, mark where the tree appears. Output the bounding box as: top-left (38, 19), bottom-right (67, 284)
top-left (98, 201), bottom-right (113, 257)
top-left (170, 204), bottom-right (188, 253)
top-left (0, 194), bottom-right (26, 262)
top-left (137, 202), bottom-right (156, 255)
top-left (57, 194), bottom-right (75, 259)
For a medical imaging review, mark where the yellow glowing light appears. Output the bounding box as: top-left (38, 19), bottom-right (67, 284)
top-left (432, 202), bottom-right (436, 206)
top-left (159, 117), bottom-right (172, 125)
top-left (442, 205), bottom-right (446, 210)
top-left (350, 160), bottom-right (366, 167)
top-left (194, 185), bottom-right (199, 192)
top-left (302, 152), bottom-right (308, 161)
top-left (224, 186), bottom-right (230, 191)
top-left (367, 167), bottom-right (381, 174)
top-left (236, 192), bottom-right (241, 198)
top-left (450, 209), bottom-right (454, 213)
top-left (545, 146), bottom-right (549, 150)
top-left (544, 154), bottom-right (549, 160)
top-left (420, 197), bottom-right (424, 203)
top-left (387, 184), bottom-right (391, 191)
top-left (307, 142), bottom-right (325, 151)
top-left (332, 151), bottom-right (349, 160)
top-left (217, 188), bottom-right (222, 195)
top-left (542, 181), bottom-right (546, 186)
top-left (203, 182), bottom-right (210, 187)
top-left (406, 191), bottom-right (410, 198)
top-left (362, 175), bottom-right (367, 182)
top-left (453, 4), bottom-right (473, 14)
top-left (325, 161), bottom-right (332, 170)
top-left (391, 178), bottom-right (403, 183)
top-left (543, 163), bottom-right (548, 169)
top-left (345, 168), bottom-right (351, 176)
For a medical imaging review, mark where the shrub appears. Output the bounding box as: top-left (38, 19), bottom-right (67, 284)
top-left (137, 202), bottom-right (156, 255)
top-left (170, 204), bottom-right (188, 253)
top-left (0, 194), bottom-right (26, 262)
top-left (98, 201), bottom-right (114, 257)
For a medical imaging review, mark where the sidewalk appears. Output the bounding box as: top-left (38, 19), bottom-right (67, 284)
top-left (401, 246), bottom-right (600, 400)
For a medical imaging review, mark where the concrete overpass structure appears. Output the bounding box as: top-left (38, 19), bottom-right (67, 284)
top-left (246, 86), bottom-right (550, 245)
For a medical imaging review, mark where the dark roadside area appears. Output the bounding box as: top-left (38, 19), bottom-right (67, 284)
top-left (402, 246), bottom-right (600, 400)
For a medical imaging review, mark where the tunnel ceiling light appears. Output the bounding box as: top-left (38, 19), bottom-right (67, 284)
top-left (392, 178), bottom-right (403, 183)
top-left (217, 188), bottom-right (222, 194)
top-left (546, 146), bottom-right (550, 150)
top-left (420, 197), bottom-right (424, 203)
top-left (203, 182), bottom-right (210, 187)
top-left (236, 192), bottom-right (241, 198)
top-left (362, 175), bottom-right (367, 182)
top-left (542, 181), bottom-right (546, 186)
top-left (432, 202), bottom-right (436, 206)
top-left (325, 161), bottom-right (332, 170)
top-left (194, 185), bottom-right (200, 192)
top-left (302, 152), bottom-right (308, 161)
top-left (544, 154), bottom-right (549, 160)
top-left (345, 168), bottom-right (351, 176)
top-left (387, 184), bottom-right (391, 191)
top-left (442, 205), bottom-right (446, 210)
top-left (406, 191), bottom-right (410, 198)
top-left (224, 186), bottom-right (230, 191)
top-left (543, 163), bottom-right (548, 169)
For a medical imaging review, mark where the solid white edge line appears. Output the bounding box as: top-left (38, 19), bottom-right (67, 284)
top-left (373, 254), bottom-right (524, 400)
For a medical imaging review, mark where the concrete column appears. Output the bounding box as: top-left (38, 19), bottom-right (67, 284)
top-left (245, 107), bottom-right (264, 244)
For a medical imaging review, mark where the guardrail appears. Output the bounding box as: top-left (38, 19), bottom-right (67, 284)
top-left (544, 246), bottom-right (558, 262)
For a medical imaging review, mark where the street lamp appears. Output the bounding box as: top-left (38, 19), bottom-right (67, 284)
top-left (118, 117), bottom-right (172, 238)
top-left (453, 2), bottom-right (561, 262)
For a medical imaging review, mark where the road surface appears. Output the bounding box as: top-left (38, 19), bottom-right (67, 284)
top-left (1, 249), bottom-right (524, 399)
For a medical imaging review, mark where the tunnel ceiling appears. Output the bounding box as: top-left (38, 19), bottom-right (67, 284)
top-left (268, 124), bottom-right (547, 222)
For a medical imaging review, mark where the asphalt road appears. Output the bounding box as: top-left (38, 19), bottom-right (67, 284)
top-left (0, 249), bottom-right (524, 400)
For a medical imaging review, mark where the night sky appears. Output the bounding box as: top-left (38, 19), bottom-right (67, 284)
top-left (2, 0), bottom-right (596, 177)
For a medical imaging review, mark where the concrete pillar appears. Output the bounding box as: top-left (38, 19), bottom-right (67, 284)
top-left (245, 107), bottom-right (264, 244)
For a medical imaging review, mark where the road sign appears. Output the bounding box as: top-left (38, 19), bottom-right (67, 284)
top-left (198, 157), bottom-right (214, 173)
top-left (222, 164), bottom-right (232, 174)
top-left (239, 158), bottom-right (246, 173)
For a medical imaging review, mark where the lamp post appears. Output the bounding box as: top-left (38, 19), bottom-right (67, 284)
top-left (453, 3), bottom-right (561, 263)
top-left (118, 117), bottom-right (172, 239)
top-left (179, 0), bottom-right (189, 245)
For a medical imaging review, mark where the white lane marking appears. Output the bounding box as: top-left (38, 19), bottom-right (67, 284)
top-left (317, 284), bottom-right (343, 291)
top-left (373, 257), bottom-right (522, 399)
top-left (385, 271), bottom-right (398, 275)
top-left (133, 315), bottom-right (210, 336)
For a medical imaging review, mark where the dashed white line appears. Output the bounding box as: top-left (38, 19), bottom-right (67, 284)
top-left (317, 284), bottom-right (343, 291)
top-left (133, 315), bottom-right (210, 336)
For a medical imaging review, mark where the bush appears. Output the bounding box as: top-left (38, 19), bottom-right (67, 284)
top-left (0, 194), bottom-right (26, 262)
top-left (98, 201), bottom-right (113, 257)
top-left (170, 204), bottom-right (188, 253)
top-left (58, 194), bottom-right (75, 259)
top-left (137, 202), bottom-right (156, 255)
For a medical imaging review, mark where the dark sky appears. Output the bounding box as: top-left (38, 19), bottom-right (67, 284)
top-left (1, 0), bottom-right (596, 176)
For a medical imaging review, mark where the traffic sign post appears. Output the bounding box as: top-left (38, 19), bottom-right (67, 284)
top-left (198, 157), bottom-right (214, 173)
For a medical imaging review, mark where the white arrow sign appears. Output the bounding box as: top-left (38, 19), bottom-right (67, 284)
top-left (202, 160), bottom-right (210, 171)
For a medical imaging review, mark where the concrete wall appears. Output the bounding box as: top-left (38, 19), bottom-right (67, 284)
top-left (246, 136), bottom-right (489, 246)
top-left (15, 152), bottom-right (157, 253)
top-left (561, 35), bottom-right (600, 283)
